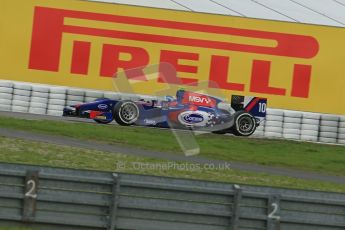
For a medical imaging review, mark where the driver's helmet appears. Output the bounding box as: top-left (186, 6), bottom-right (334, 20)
top-left (165, 95), bottom-right (174, 102)
top-left (176, 88), bottom-right (185, 102)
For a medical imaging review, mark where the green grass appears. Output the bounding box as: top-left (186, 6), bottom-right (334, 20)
top-left (0, 116), bottom-right (344, 176)
top-left (0, 228), bottom-right (33, 230)
top-left (0, 227), bottom-right (34, 230)
top-left (1, 136), bottom-right (345, 193)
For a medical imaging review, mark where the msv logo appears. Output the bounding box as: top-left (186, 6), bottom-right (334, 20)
top-left (28, 7), bottom-right (319, 98)
top-left (183, 92), bottom-right (217, 107)
top-left (189, 96), bottom-right (211, 104)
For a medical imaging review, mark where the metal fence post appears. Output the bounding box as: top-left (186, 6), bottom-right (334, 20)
top-left (22, 170), bottom-right (39, 222)
top-left (229, 184), bottom-right (242, 230)
top-left (109, 173), bottom-right (121, 230)
top-left (267, 195), bottom-right (281, 230)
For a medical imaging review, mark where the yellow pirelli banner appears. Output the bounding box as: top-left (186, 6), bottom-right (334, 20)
top-left (0, 0), bottom-right (345, 114)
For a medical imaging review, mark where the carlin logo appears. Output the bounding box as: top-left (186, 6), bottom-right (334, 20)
top-left (98, 104), bottom-right (108, 110)
top-left (182, 113), bottom-right (204, 124)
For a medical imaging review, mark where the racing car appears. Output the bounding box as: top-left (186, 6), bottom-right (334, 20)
top-left (63, 90), bottom-right (267, 136)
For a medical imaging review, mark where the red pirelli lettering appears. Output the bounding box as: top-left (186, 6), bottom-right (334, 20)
top-left (28, 6), bottom-right (319, 99)
top-left (250, 60), bottom-right (286, 96)
top-left (100, 44), bottom-right (149, 80)
top-left (29, 6), bottom-right (319, 72)
top-left (71, 41), bottom-right (91, 75)
top-left (158, 50), bottom-right (199, 85)
top-left (291, 64), bottom-right (312, 98)
top-left (209, 55), bottom-right (245, 91)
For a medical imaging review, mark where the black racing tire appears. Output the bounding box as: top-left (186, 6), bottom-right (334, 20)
top-left (113, 100), bottom-right (140, 126)
top-left (232, 111), bottom-right (256, 136)
top-left (94, 119), bottom-right (113, 124)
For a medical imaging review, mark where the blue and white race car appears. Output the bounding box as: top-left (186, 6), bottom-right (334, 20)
top-left (63, 90), bottom-right (267, 136)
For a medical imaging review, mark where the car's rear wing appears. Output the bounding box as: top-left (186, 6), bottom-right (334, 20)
top-left (231, 95), bottom-right (267, 122)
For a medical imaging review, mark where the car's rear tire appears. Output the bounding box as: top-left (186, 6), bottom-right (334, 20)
top-left (113, 100), bottom-right (140, 126)
top-left (233, 112), bottom-right (256, 136)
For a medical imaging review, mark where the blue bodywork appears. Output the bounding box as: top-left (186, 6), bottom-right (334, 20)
top-left (63, 90), bottom-right (267, 134)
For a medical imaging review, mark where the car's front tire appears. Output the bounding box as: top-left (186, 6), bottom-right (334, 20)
top-left (94, 119), bottom-right (113, 124)
top-left (212, 130), bottom-right (228, 135)
top-left (233, 112), bottom-right (256, 136)
top-left (113, 100), bottom-right (140, 126)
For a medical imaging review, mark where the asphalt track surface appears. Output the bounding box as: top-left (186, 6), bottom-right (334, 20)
top-left (0, 111), bottom-right (345, 185)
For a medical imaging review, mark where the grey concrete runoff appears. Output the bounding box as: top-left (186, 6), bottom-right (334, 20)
top-left (0, 111), bottom-right (344, 185)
